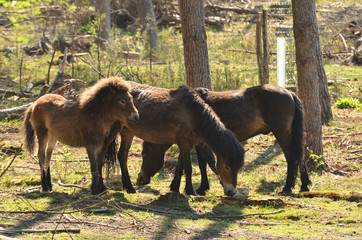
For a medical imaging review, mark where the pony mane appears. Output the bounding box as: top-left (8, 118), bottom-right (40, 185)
top-left (194, 87), bottom-right (209, 97)
top-left (173, 85), bottom-right (244, 168)
top-left (79, 77), bottom-right (131, 108)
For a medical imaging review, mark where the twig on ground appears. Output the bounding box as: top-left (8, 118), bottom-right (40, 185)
top-left (62, 215), bottom-right (138, 230)
top-left (22, 186), bottom-right (41, 193)
top-left (57, 180), bottom-right (88, 191)
top-left (0, 145), bottom-right (22, 179)
top-left (239, 221), bottom-right (289, 226)
top-left (0, 199), bottom-right (107, 215)
top-left (52, 207), bottom-right (69, 240)
top-left (207, 209), bottom-right (285, 219)
top-left (0, 228), bottom-right (80, 234)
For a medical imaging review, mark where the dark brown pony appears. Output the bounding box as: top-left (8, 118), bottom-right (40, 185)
top-left (138, 84), bottom-right (311, 195)
top-left (23, 77), bottom-right (139, 195)
top-left (116, 82), bottom-right (245, 196)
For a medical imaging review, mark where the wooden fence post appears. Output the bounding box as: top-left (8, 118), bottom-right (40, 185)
top-left (262, 9), bottom-right (269, 84)
top-left (256, 12), bottom-right (263, 85)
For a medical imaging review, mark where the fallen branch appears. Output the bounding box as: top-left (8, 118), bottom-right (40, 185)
top-left (337, 33), bottom-right (348, 52)
top-left (63, 215), bottom-right (137, 230)
top-left (0, 228), bottom-right (80, 234)
top-left (57, 179), bottom-right (88, 190)
top-left (323, 131), bottom-right (362, 139)
top-left (0, 234), bottom-right (19, 240)
top-left (207, 209), bottom-right (285, 219)
top-left (0, 104), bottom-right (31, 120)
top-left (239, 221), bottom-right (289, 226)
top-left (0, 89), bottom-right (31, 98)
top-left (0, 145), bottom-right (22, 179)
top-left (0, 199), bottom-right (107, 215)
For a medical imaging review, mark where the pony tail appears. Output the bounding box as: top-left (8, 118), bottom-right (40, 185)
top-left (23, 105), bottom-right (35, 155)
top-left (291, 93), bottom-right (304, 167)
top-left (291, 93), bottom-right (313, 187)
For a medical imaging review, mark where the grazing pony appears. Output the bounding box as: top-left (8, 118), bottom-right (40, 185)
top-left (116, 82), bottom-right (245, 196)
top-left (23, 77), bottom-right (139, 195)
top-left (138, 84), bottom-right (311, 195)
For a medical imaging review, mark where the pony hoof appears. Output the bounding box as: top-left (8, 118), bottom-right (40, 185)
top-left (126, 188), bottom-right (137, 194)
top-left (170, 182), bottom-right (180, 193)
top-left (196, 188), bottom-right (207, 196)
top-left (299, 186), bottom-right (310, 192)
top-left (136, 177), bottom-right (150, 185)
top-left (91, 187), bottom-right (107, 195)
top-left (185, 189), bottom-right (196, 196)
top-left (279, 188), bottom-right (292, 196)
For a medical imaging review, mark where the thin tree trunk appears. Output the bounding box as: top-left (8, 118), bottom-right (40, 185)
top-left (95, 0), bottom-right (111, 41)
top-left (292, 0), bottom-right (325, 171)
top-left (136, 0), bottom-right (158, 48)
top-left (178, 0), bottom-right (211, 89)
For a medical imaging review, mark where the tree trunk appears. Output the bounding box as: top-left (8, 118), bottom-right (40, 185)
top-left (292, 0), bottom-right (325, 171)
top-left (95, 0), bottom-right (111, 41)
top-left (178, 0), bottom-right (211, 89)
top-left (136, 0), bottom-right (158, 48)
top-left (318, 52), bottom-right (333, 123)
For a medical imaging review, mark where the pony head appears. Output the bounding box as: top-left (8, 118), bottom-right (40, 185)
top-left (216, 135), bottom-right (245, 196)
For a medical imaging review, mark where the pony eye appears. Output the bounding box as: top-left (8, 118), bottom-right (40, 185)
top-left (225, 165), bottom-right (231, 171)
top-left (120, 99), bottom-right (126, 105)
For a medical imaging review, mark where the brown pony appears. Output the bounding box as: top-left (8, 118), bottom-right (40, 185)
top-left (116, 82), bottom-right (245, 196)
top-left (23, 77), bottom-right (139, 195)
top-left (138, 84), bottom-right (311, 195)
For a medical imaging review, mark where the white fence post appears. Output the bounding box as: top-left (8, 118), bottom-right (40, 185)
top-left (277, 37), bottom-right (286, 87)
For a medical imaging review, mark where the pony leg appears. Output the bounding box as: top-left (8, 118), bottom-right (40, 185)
top-left (195, 144), bottom-right (215, 195)
top-left (170, 155), bottom-right (184, 193)
top-left (118, 130), bottom-right (136, 193)
top-left (176, 143), bottom-right (195, 195)
top-left (137, 142), bottom-right (171, 185)
top-left (300, 162), bottom-right (311, 192)
top-left (86, 147), bottom-right (106, 195)
top-left (96, 150), bottom-right (106, 193)
top-left (44, 136), bottom-right (56, 191)
top-left (36, 128), bottom-right (50, 192)
top-left (273, 132), bottom-right (296, 195)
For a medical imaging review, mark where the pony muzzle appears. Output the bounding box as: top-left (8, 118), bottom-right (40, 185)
top-left (223, 183), bottom-right (237, 197)
top-left (129, 112), bottom-right (140, 122)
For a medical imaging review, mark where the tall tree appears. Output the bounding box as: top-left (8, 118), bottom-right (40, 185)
top-left (178, 0), bottom-right (211, 89)
top-left (136, 0), bottom-right (158, 48)
top-left (292, 0), bottom-right (326, 170)
top-left (95, 0), bottom-right (111, 41)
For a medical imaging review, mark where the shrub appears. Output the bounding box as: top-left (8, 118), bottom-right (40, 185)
top-left (334, 97), bottom-right (362, 110)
